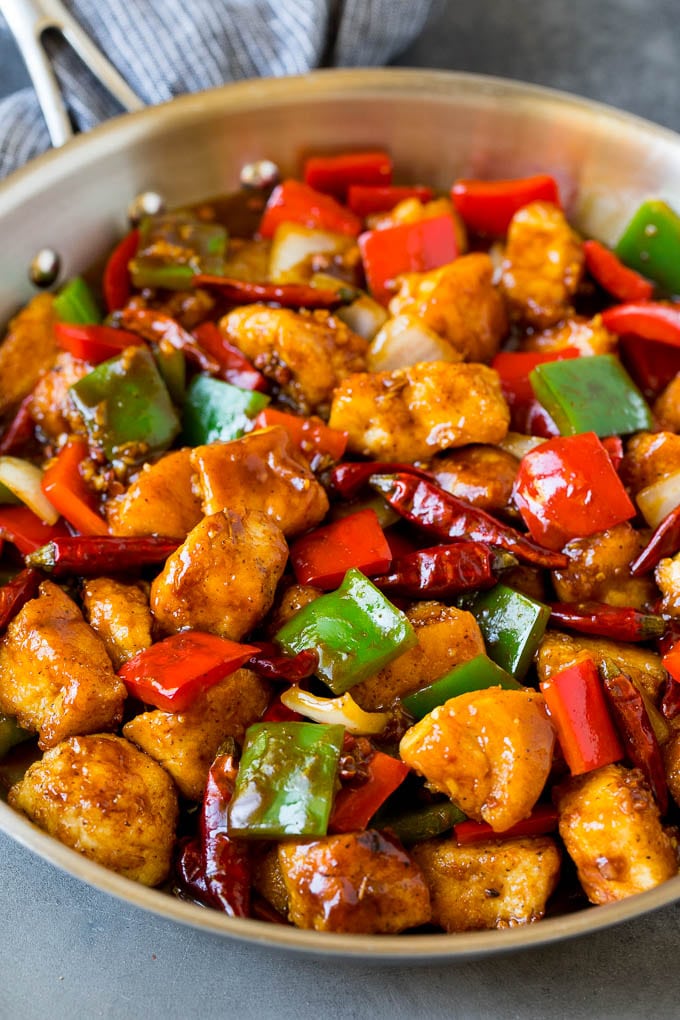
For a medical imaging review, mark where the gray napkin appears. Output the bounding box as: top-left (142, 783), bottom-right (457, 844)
top-left (0, 0), bottom-right (438, 179)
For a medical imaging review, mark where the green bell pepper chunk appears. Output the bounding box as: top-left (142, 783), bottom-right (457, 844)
top-left (182, 375), bottom-right (269, 445)
top-left (375, 800), bottom-right (466, 845)
top-left (529, 354), bottom-right (652, 437)
top-left (53, 276), bottom-right (101, 324)
top-left (227, 721), bottom-right (344, 837)
top-left (0, 713), bottom-right (32, 758)
top-left (615, 199), bottom-right (680, 297)
top-left (276, 568), bottom-right (418, 695)
top-left (151, 343), bottom-right (186, 404)
top-left (402, 653), bottom-right (521, 720)
top-left (130, 213), bottom-right (228, 290)
top-left (70, 346), bottom-right (180, 464)
top-left (460, 584), bottom-right (550, 679)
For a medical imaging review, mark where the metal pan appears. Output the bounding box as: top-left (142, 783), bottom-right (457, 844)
top-left (1, 47), bottom-right (680, 960)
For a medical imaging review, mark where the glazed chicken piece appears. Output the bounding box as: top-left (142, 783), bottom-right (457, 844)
top-left (430, 444), bottom-right (519, 514)
top-left (0, 293), bottom-right (58, 416)
top-left (29, 352), bottom-right (90, 441)
top-left (620, 431), bottom-right (680, 496)
top-left (400, 688), bottom-right (555, 832)
top-left (551, 523), bottom-right (656, 610)
top-left (412, 835), bottom-right (561, 932)
top-left (9, 734), bottom-right (178, 886)
top-left (656, 553), bottom-right (680, 618)
top-left (352, 602), bottom-right (484, 711)
top-left (220, 305), bottom-right (368, 416)
top-left (518, 314), bottom-right (616, 355)
top-left (81, 578), bottom-right (154, 669)
top-left (140, 287), bottom-right (215, 330)
top-left (106, 447), bottom-right (203, 539)
top-left (0, 581), bottom-right (126, 750)
top-left (554, 764), bottom-right (677, 904)
top-left (536, 630), bottom-right (667, 702)
top-left (267, 583), bottom-right (322, 635)
top-left (654, 374), bottom-right (680, 433)
top-left (123, 668), bottom-right (270, 799)
top-left (388, 253), bottom-right (508, 362)
top-left (190, 426), bottom-right (328, 537)
top-left (501, 201), bottom-right (584, 327)
top-left (150, 509), bottom-right (288, 640)
top-left (328, 360), bottom-right (509, 461)
top-left (277, 830), bottom-right (431, 933)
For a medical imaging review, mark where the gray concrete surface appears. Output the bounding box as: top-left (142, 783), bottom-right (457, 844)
top-left (1, 3), bottom-right (680, 1018)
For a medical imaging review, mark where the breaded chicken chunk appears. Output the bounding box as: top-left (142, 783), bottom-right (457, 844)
top-left (123, 668), bottom-right (270, 799)
top-left (656, 553), bottom-right (680, 618)
top-left (554, 764), bottom-right (677, 904)
top-left (29, 352), bottom-right (90, 441)
top-left (277, 830), bottom-right (431, 933)
top-left (654, 374), bottom-right (680, 433)
top-left (388, 253), bottom-right (508, 362)
top-left (150, 509), bottom-right (288, 640)
top-left (190, 426), bottom-right (328, 537)
top-left (0, 293), bottom-right (58, 416)
top-left (9, 733), bottom-right (178, 886)
top-left (352, 602), bottom-right (484, 710)
top-left (519, 314), bottom-right (616, 355)
top-left (412, 835), bottom-right (561, 931)
top-left (501, 201), bottom-right (584, 327)
top-left (328, 360), bottom-right (509, 461)
top-left (106, 448), bottom-right (203, 539)
top-left (430, 444), bottom-right (519, 514)
top-left (620, 431), bottom-right (680, 496)
top-left (663, 731), bottom-right (680, 809)
top-left (81, 578), bottom-right (154, 669)
top-left (267, 583), bottom-right (322, 635)
top-left (220, 305), bottom-right (368, 416)
top-left (536, 630), bottom-right (667, 701)
top-left (400, 688), bottom-right (555, 832)
top-left (552, 523), bottom-right (656, 610)
top-left (0, 581), bottom-right (126, 749)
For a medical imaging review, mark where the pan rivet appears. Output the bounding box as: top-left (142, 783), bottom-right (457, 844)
top-left (29, 248), bottom-right (61, 288)
top-left (128, 191), bottom-right (165, 225)
top-left (240, 160), bottom-right (280, 190)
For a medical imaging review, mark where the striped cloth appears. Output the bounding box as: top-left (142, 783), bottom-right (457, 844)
top-left (0, 0), bottom-right (438, 178)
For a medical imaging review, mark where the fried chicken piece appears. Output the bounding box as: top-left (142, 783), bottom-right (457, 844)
top-left (430, 444), bottom-right (518, 514)
top-left (150, 509), bottom-right (288, 640)
top-left (9, 734), bottom-right (178, 886)
top-left (0, 581), bottom-right (126, 750)
top-left (191, 426), bottom-right (328, 537)
top-left (277, 830), bottom-right (431, 933)
top-left (663, 731), bottom-right (680, 809)
top-left (554, 764), bottom-right (677, 904)
top-left (29, 352), bottom-right (90, 441)
top-left (412, 835), bottom-right (561, 931)
top-left (81, 578), bottom-right (153, 669)
top-left (123, 668), bottom-right (270, 799)
top-left (552, 523), bottom-right (656, 609)
top-left (328, 360), bottom-right (509, 461)
top-left (501, 201), bottom-right (584, 327)
top-left (656, 553), bottom-right (680, 618)
top-left (400, 688), bottom-right (555, 832)
top-left (536, 630), bottom-right (667, 701)
top-left (620, 431), bottom-right (680, 496)
top-left (519, 314), bottom-right (616, 355)
top-left (106, 448), bottom-right (203, 539)
top-left (352, 602), bottom-right (484, 710)
top-left (0, 293), bottom-right (58, 416)
top-left (220, 305), bottom-right (367, 416)
top-left (267, 583), bottom-right (322, 635)
top-left (654, 374), bottom-right (680, 433)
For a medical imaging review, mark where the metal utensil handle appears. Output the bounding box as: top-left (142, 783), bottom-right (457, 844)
top-left (1, 0), bottom-right (145, 147)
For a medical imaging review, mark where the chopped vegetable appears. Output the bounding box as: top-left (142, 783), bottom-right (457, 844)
top-left (53, 276), bottom-right (101, 324)
top-left (182, 375), bottom-right (269, 445)
top-left (635, 469), bottom-right (680, 529)
top-left (359, 215), bottom-right (459, 304)
top-left (245, 645), bottom-right (318, 683)
top-left (583, 239), bottom-right (654, 302)
top-left (375, 800), bottom-right (466, 845)
top-left (289, 508), bottom-right (392, 590)
top-left (41, 440), bottom-right (109, 536)
top-left (619, 333), bottom-right (680, 399)
top-left (252, 408), bottom-right (347, 465)
top-left (347, 184), bottom-right (434, 216)
top-left (192, 322), bottom-right (267, 391)
top-left (402, 653), bottom-right (521, 720)
top-left (280, 687), bottom-right (389, 735)
top-left (117, 308), bottom-right (219, 374)
top-left (453, 804), bottom-right (558, 845)
top-left (0, 506), bottom-right (68, 555)
top-left (630, 504), bottom-right (680, 576)
top-left (462, 584), bottom-right (550, 679)
top-left (328, 751), bottom-right (410, 833)
top-left (0, 567), bottom-right (41, 632)
top-left (103, 229), bottom-right (139, 312)
top-left (303, 150), bottom-right (392, 198)
top-left (601, 301), bottom-right (680, 345)
top-left (200, 750), bottom-right (251, 916)
top-left (492, 347), bottom-right (580, 412)
top-left (259, 179), bottom-right (362, 238)
top-left (451, 174), bottom-right (560, 236)
top-left (54, 322), bottom-right (144, 365)
top-left (130, 213), bottom-right (227, 290)
top-left (0, 457), bottom-right (58, 524)
top-left (614, 199), bottom-right (680, 296)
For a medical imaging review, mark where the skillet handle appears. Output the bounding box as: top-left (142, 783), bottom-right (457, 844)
top-left (1, 0), bottom-right (145, 148)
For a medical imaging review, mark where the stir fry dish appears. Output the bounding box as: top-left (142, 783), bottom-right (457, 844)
top-left (3, 150), bottom-right (680, 936)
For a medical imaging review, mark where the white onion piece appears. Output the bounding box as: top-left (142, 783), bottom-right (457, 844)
top-left (499, 432), bottom-right (547, 461)
top-left (0, 457), bottom-right (59, 524)
top-left (337, 293), bottom-right (388, 340)
top-left (367, 314), bottom-right (459, 372)
top-left (268, 223), bottom-right (351, 283)
top-left (636, 469), bottom-right (680, 528)
top-left (280, 687), bottom-right (388, 736)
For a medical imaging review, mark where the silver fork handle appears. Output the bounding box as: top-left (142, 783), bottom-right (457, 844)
top-left (1, 0), bottom-right (145, 147)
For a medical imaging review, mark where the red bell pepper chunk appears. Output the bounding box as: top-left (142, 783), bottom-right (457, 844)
top-left (347, 184), bottom-right (434, 217)
top-left (492, 347), bottom-right (580, 409)
top-left (303, 150), bottom-right (393, 199)
top-left (451, 174), bottom-right (560, 236)
top-left (41, 439), bottom-right (109, 536)
top-left (260, 697), bottom-right (304, 723)
top-left (619, 334), bottom-right (680, 399)
top-left (0, 568), bottom-right (41, 632)
top-left (359, 215), bottom-right (459, 305)
top-left (253, 407), bottom-right (348, 464)
top-left (663, 644), bottom-right (680, 685)
top-left (583, 240), bottom-right (654, 302)
top-left (0, 505), bottom-right (69, 555)
top-left (192, 322), bottom-right (268, 391)
top-left (118, 631), bottom-right (259, 712)
top-left (540, 656), bottom-right (624, 775)
top-left (0, 395), bottom-right (35, 456)
top-left (631, 504), bottom-right (680, 577)
top-left (103, 229), bottom-right (139, 313)
top-left (601, 301), bottom-right (680, 346)
top-left (258, 179), bottom-right (362, 238)
top-left (54, 322), bottom-right (144, 365)
top-left (513, 432), bottom-right (636, 551)
top-left (511, 398), bottom-right (561, 439)
top-left (328, 750), bottom-right (410, 833)
top-left (289, 508), bottom-right (392, 590)
top-left (453, 803), bottom-right (559, 846)
top-left (600, 435), bottom-right (624, 471)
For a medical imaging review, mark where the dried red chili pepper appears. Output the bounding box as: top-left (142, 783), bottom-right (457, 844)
top-left (549, 602), bottom-right (666, 643)
top-left (26, 535), bottom-right (180, 577)
top-left (0, 395), bottom-right (35, 456)
top-left (600, 659), bottom-right (668, 813)
top-left (660, 675), bottom-right (680, 721)
top-left (329, 461), bottom-right (433, 500)
top-left (371, 542), bottom-right (517, 598)
top-left (192, 276), bottom-right (346, 309)
top-left (103, 229), bottom-right (139, 313)
top-left (174, 837), bottom-right (212, 906)
top-left (370, 473), bottom-right (569, 569)
top-left (201, 751), bottom-right (251, 917)
top-left (192, 322), bottom-right (268, 391)
top-left (246, 643), bottom-right (319, 682)
top-left (453, 803), bottom-right (559, 845)
top-left (117, 307), bottom-right (220, 374)
top-left (630, 504), bottom-right (680, 577)
top-left (0, 568), bottom-right (41, 631)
